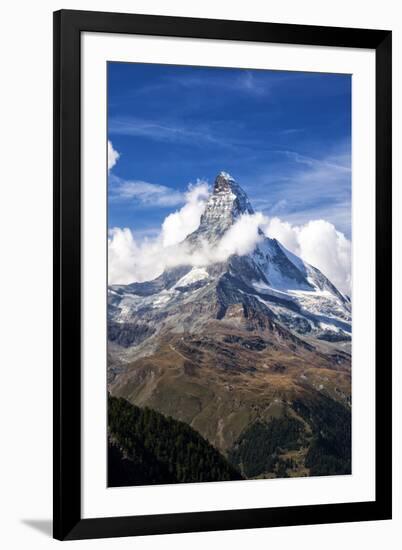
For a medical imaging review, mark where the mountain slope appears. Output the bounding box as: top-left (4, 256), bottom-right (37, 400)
top-left (108, 395), bottom-right (243, 486)
top-left (108, 172), bottom-right (351, 479)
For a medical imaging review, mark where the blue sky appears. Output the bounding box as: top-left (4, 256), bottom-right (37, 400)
top-left (108, 62), bottom-right (351, 239)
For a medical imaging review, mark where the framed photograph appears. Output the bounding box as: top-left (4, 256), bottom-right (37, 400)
top-left (53, 9), bottom-right (392, 540)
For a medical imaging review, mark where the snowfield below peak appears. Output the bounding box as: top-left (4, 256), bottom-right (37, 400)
top-left (174, 267), bottom-right (210, 288)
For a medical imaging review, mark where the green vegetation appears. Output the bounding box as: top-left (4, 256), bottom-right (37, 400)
top-left (293, 394), bottom-right (351, 476)
top-left (108, 395), bottom-right (243, 486)
top-left (229, 415), bottom-right (306, 477)
top-left (229, 394), bottom-right (351, 478)
top-left (108, 437), bottom-right (175, 486)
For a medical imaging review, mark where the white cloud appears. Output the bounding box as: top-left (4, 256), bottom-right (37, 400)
top-left (296, 220), bottom-right (351, 296)
top-left (263, 217), bottom-right (299, 253)
top-left (109, 117), bottom-right (231, 149)
top-left (239, 71), bottom-right (266, 96)
top-left (108, 180), bottom-right (210, 284)
top-left (108, 211), bottom-right (265, 286)
top-left (108, 227), bottom-right (139, 284)
top-left (112, 179), bottom-right (184, 207)
top-left (161, 181), bottom-right (209, 246)
top-left (263, 217), bottom-right (351, 295)
top-left (108, 140), bottom-right (120, 170)
top-left (216, 212), bottom-right (264, 258)
top-left (108, 185), bottom-right (351, 295)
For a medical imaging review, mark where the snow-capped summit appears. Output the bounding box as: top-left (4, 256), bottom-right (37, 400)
top-left (218, 170), bottom-right (233, 179)
top-left (187, 172), bottom-right (254, 245)
top-left (211, 172), bottom-right (252, 208)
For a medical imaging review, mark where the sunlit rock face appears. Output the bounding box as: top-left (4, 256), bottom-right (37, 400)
top-left (186, 172), bottom-right (254, 246)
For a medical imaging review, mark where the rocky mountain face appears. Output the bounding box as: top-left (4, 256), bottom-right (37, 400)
top-left (186, 171), bottom-right (255, 245)
top-left (108, 172), bottom-right (351, 479)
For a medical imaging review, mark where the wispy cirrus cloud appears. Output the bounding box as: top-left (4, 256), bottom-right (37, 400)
top-left (242, 141), bottom-right (352, 236)
top-left (280, 149), bottom-right (351, 173)
top-left (173, 70), bottom-right (273, 96)
top-left (278, 128), bottom-right (304, 136)
top-left (109, 174), bottom-right (210, 212)
top-left (238, 70), bottom-right (270, 96)
top-left (108, 144), bottom-right (186, 208)
top-left (109, 175), bottom-right (184, 207)
top-left (126, 69), bottom-right (279, 99)
top-left (108, 116), bottom-right (235, 150)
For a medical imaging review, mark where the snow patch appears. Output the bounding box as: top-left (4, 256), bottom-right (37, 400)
top-left (319, 322), bottom-right (341, 332)
top-left (219, 171), bottom-right (234, 181)
top-left (174, 267), bottom-right (210, 288)
top-left (152, 292), bottom-right (173, 308)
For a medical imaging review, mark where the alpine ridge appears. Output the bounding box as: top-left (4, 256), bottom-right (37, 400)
top-left (108, 172), bottom-right (352, 480)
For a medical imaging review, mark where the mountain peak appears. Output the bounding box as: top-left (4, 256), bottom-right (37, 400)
top-left (213, 171), bottom-right (234, 190)
top-left (213, 171), bottom-right (239, 194)
top-left (219, 170), bottom-right (234, 180)
top-left (186, 172), bottom-right (254, 245)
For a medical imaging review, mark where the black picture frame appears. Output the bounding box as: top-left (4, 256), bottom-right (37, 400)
top-left (53, 9), bottom-right (392, 541)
